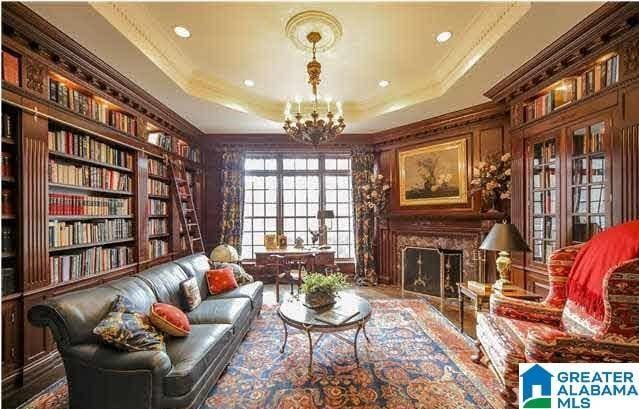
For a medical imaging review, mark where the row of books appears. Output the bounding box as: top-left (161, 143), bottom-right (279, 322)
top-left (2, 152), bottom-right (14, 177)
top-left (148, 219), bottom-right (168, 235)
top-left (49, 193), bottom-right (132, 216)
top-left (49, 78), bottom-right (137, 137)
top-left (149, 199), bottom-right (168, 216)
top-left (49, 160), bottom-right (133, 192)
top-left (2, 226), bottom-right (16, 253)
top-left (148, 158), bottom-right (168, 178)
top-left (2, 267), bottom-right (16, 296)
top-left (176, 142), bottom-right (201, 163)
top-left (148, 132), bottom-right (172, 151)
top-left (148, 179), bottom-right (169, 196)
top-left (48, 219), bottom-right (133, 248)
top-left (149, 239), bottom-right (169, 258)
top-left (50, 245), bottom-right (133, 284)
top-left (48, 130), bottom-right (133, 169)
top-left (2, 111), bottom-right (17, 140)
top-left (2, 189), bottom-right (15, 216)
top-left (522, 55), bottom-right (619, 123)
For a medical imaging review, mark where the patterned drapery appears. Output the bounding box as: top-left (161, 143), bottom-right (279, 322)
top-left (218, 151), bottom-right (245, 252)
top-left (352, 149), bottom-right (377, 285)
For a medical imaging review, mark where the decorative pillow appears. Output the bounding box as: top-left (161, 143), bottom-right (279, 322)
top-left (180, 276), bottom-right (202, 311)
top-left (93, 295), bottom-right (164, 352)
top-left (149, 303), bottom-right (191, 337)
top-left (206, 267), bottom-right (238, 295)
top-left (211, 261), bottom-right (254, 285)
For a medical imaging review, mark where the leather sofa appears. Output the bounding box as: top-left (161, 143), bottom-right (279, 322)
top-left (28, 254), bottom-right (263, 409)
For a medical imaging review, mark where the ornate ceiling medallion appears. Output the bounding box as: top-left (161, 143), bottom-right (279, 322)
top-left (285, 10), bottom-right (342, 54)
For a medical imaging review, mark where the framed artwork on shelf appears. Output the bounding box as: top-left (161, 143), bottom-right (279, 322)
top-left (264, 234), bottom-right (278, 250)
top-left (398, 138), bottom-right (468, 206)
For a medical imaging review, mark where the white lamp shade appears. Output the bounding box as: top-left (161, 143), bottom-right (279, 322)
top-left (210, 244), bottom-right (240, 263)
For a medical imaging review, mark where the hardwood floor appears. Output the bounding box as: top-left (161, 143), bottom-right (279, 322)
top-left (263, 283), bottom-right (478, 338)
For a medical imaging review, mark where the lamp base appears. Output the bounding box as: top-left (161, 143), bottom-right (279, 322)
top-left (492, 279), bottom-right (518, 294)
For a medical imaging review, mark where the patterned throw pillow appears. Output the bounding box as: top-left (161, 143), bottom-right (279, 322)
top-left (206, 267), bottom-right (238, 295)
top-left (180, 276), bottom-right (202, 311)
top-left (211, 262), bottom-right (254, 285)
top-left (149, 303), bottom-right (191, 337)
top-left (93, 295), bottom-right (164, 352)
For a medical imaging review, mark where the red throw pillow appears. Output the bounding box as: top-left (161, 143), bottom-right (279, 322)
top-left (149, 303), bottom-right (190, 337)
top-left (206, 267), bottom-right (238, 295)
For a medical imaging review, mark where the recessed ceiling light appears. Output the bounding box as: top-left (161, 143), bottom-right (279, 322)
top-left (436, 31), bottom-right (452, 43)
top-left (243, 79), bottom-right (255, 87)
top-left (378, 80), bottom-right (390, 88)
top-left (174, 26), bottom-right (191, 38)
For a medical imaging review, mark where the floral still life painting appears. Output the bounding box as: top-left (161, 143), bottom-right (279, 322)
top-left (398, 138), bottom-right (468, 206)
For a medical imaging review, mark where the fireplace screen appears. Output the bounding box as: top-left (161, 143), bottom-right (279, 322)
top-left (402, 247), bottom-right (462, 299)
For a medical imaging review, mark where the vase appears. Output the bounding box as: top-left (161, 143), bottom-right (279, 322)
top-left (304, 291), bottom-right (336, 309)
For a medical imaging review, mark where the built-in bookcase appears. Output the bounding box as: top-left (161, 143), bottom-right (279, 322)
top-left (2, 103), bottom-right (20, 298)
top-left (147, 156), bottom-right (171, 260)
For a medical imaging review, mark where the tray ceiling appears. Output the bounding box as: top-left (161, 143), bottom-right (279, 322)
top-left (26, 2), bottom-right (603, 134)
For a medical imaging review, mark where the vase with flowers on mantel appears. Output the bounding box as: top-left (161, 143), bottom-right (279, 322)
top-left (470, 152), bottom-right (512, 213)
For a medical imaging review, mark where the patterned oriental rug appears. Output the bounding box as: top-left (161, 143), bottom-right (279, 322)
top-left (19, 299), bottom-right (502, 409)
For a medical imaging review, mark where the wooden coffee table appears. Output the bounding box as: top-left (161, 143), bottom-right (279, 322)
top-left (278, 292), bottom-right (372, 376)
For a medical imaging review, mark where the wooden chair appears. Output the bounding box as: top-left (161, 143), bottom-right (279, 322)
top-left (275, 253), bottom-right (315, 302)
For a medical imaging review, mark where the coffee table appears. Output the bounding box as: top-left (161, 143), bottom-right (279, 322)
top-left (278, 292), bottom-right (372, 376)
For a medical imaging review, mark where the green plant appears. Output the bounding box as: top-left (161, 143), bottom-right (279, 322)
top-left (300, 272), bottom-right (347, 295)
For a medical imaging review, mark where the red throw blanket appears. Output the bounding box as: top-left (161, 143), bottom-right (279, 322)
top-left (567, 220), bottom-right (639, 320)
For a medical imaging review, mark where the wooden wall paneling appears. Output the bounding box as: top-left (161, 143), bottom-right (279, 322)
top-left (20, 103), bottom-right (49, 291)
top-left (617, 122), bottom-right (639, 223)
top-left (21, 294), bottom-right (48, 369)
top-left (479, 127), bottom-right (504, 160)
top-left (202, 149), bottom-right (222, 253)
top-left (1, 299), bottom-right (22, 376)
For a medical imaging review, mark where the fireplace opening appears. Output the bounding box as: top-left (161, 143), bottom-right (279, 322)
top-left (402, 247), bottom-right (462, 300)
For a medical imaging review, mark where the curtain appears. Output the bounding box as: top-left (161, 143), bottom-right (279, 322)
top-left (218, 151), bottom-right (245, 252)
top-left (352, 149), bottom-right (377, 286)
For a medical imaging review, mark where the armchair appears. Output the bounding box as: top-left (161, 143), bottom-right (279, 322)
top-left (474, 243), bottom-right (639, 408)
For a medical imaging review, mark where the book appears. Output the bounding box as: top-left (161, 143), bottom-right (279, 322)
top-left (315, 305), bottom-right (359, 326)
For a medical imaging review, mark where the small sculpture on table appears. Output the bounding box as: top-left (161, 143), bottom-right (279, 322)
top-left (309, 230), bottom-right (320, 247)
top-left (294, 237), bottom-right (305, 249)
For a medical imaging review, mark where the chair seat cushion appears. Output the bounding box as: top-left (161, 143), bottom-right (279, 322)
top-left (187, 298), bottom-right (251, 330)
top-left (207, 281), bottom-right (263, 310)
top-left (163, 324), bottom-right (232, 397)
top-left (476, 312), bottom-right (556, 387)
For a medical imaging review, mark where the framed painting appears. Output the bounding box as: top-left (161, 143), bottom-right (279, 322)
top-left (398, 138), bottom-right (468, 206)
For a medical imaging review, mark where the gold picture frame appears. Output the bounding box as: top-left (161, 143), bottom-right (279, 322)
top-left (264, 234), bottom-right (278, 250)
top-left (398, 138), bottom-right (468, 206)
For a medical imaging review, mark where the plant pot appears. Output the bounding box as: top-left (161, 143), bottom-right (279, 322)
top-left (304, 291), bottom-right (336, 309)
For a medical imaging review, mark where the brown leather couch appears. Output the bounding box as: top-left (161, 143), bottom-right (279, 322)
top-left (28, 254), bottom-right (263, 409)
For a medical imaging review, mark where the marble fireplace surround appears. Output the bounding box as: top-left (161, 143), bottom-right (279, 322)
top-left (396, 232), bottom-right (482, 285)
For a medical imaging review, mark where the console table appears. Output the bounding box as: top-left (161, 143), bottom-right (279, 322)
top-left (255, 248), bottom-right (336, 274)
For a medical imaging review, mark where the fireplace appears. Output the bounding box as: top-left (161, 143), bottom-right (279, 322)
top-left (402, 247), bottom-right (462, 299)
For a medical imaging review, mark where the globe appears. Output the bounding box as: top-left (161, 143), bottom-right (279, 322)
top-left (210, 244), bottom-right (241, 263)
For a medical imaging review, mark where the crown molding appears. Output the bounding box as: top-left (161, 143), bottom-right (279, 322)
top-left (484, 2), bottom-right (639, 104)
top-left (90, 1), bottom-right (529, 125)
top-left (3, 2), bottom-right (204, 142)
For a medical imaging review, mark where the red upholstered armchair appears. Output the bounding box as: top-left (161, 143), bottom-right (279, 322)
top-left (473, 243), bottom-right (639, 408)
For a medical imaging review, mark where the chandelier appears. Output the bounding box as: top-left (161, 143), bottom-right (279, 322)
top-left (283, 31), bottom-right (345, 145)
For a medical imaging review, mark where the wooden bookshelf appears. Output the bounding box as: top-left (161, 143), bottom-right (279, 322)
top-left (147, 156), bottom-right (171, 260)
top-left (2, 103), bottom-right (20, 299)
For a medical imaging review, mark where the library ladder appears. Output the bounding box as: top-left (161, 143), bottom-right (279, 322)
top-left (168, 158), bottom-right (205, 254)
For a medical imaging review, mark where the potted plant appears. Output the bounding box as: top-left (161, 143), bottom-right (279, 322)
top-left (300, 272), bottom-right (348, 309)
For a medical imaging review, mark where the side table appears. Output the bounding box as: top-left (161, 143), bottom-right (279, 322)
top-left (457, 282), bottom-right (543, 334)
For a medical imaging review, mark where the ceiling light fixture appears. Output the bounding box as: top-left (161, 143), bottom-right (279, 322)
top-left (436, 31), bottom-right (452, 43)
top-left (243, 79), bottom-right (255, 87)
top-left (378, 80), bottom-right (390, 88)
top-left (284, 31), bottom-right (345, 145)
top-left (174, 26), bottom-right (191, 38)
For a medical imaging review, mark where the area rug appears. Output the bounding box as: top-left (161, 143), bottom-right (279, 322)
top-left (17, 299), bottom-right (502, 409)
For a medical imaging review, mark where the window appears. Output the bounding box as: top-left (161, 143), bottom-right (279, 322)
top-left (241, 155), bottom-right (354, 260)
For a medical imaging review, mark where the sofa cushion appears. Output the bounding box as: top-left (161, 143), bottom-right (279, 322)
top-left (211, 262), bottom-right (254, 285)
top-left (174, 254), bottom-right (211, 301)
top-left (206, 267), bottom-right (238, 295)
top-left (187, 298), bottom-right (251, 330)
top-left (137, 263), bottom-right (189, 307)
top-left (208, 281), bottom-right (264, 310)
top-left (180, 276), bottom-right (202, 311)
top-left (163, 324), bottom-right (232, 397)
top-left (105, 276), bottom-right (158, 314)
top-left (150, 303), bottom-right (191, 337)
top-left (93, 296), bottom-right (165, 352)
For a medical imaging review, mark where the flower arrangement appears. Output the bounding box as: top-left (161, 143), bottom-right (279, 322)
top-left (360, 173), bottom-right (390, 214)
top-left (417, 156), bottom-right (454, 194)
top-left (471, 152), bottom-right (512, 211)
top-left (300, 272), bottom-right (348, 308)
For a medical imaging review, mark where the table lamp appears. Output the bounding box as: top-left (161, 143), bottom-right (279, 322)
top-left (479, 221), bottom-right (530, 294)
top-left (316, 210), bottom-right (335, 249)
